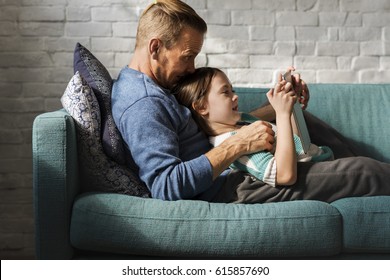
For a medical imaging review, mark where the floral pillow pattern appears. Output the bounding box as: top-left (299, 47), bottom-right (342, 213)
top-left (74, 43), bottom-right (126, 165)
top-left (61, 72), bottom-right (150, 197)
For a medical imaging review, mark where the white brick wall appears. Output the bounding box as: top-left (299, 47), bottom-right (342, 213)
top-left (1, 0), bottom-right (390, 259)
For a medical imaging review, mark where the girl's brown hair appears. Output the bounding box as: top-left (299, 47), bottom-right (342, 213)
top-left (136, 0), bottom-right (207, 50)
top-left (173, 67), bottom-right (223, 136)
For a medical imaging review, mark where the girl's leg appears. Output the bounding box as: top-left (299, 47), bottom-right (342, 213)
top-left (220, 157), bottom-right (390, 204)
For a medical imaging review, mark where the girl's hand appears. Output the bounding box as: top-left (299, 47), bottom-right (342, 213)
top-left (266, 80), bottom-right (296, 117)
top-left (279, 66), bottom-right (310, 110)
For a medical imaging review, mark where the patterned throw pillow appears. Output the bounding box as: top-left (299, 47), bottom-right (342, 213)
top-left (73, 42), bottom-right (126, 165)
top-left (61, 72), bottom-right (150, 197)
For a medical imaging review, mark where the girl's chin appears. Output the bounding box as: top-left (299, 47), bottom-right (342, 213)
top-left (233, 111), bottom-right (241, 120)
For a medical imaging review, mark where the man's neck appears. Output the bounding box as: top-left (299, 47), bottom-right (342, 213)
top-left (129, 50), bottom-right (146, 72)
top-left (128, 49), bottom-right (156, 82)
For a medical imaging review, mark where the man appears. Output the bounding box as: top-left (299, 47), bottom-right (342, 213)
top-left (112, 0), bottom-right (390, 203)
top-left (112, 0), bottom-right (277, 201)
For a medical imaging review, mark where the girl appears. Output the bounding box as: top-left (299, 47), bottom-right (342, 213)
top-left (173, 67), bottom-right (332, 187)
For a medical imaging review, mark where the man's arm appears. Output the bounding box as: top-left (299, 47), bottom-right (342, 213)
top-left (120, 98), bottom-right (214, 200)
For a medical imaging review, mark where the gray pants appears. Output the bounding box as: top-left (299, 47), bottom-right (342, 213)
top-left (214, 157), bottom-right (390, 203)
top-left (212, 111), bottom-right (390, 204)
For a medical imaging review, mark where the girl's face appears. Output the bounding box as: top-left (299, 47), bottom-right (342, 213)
top-left (200, 71), bottom-right (240, 129)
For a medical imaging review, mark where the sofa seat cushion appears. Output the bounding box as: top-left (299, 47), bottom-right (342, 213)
top-left (70, 193), bottom-right (342, 258)
top-left (331, 196), bottom-right (390, 253)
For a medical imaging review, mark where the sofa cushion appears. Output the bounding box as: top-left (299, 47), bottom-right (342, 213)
top-left (61, 72), bottom-right (150, 197)
top-left (306, 84), bottom-right (390, 162)
top-left (74, 42), bottom-right (126, 165)
top-left (331, 196), bottom-right (390, 253)
top-left (70, 193), bottom-right (342, 258)
top-left (234, 87), bottom-right (358, 159)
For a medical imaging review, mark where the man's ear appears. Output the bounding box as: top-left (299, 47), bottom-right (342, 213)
top-left (192, 101), bottom-right (209, 116)
top-left (149, 38), bottom-right (160, 59)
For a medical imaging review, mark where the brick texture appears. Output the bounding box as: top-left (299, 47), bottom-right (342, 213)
top-left (1, 0), bottom-right (390, 259)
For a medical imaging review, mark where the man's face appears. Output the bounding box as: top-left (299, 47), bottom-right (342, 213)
top-left (152, 27), bottom-right (204, 89)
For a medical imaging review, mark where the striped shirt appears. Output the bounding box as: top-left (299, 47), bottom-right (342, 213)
top-left (209, 113), bottom-right (333, 187)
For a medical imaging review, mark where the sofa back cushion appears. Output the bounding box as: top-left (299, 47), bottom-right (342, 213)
top-left (235, 84), bottom-right (390, 163)
top-left (308, 84), bottom-right (390, 163)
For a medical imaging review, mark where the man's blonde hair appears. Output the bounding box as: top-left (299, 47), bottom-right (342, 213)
top-left (135, 0), bottom-right (207, 49)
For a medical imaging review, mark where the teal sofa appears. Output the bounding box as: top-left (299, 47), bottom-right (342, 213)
top-left (33, 84), bottom-right (390, 259)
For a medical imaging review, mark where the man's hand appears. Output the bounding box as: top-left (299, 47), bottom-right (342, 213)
top-left (233, 121), bottom-right (275, 155)
top-left (292, 72), bottom-right (310, 110)
top-left (205, 121), bottom-right (274, 180)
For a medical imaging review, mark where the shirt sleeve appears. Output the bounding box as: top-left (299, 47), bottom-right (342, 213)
top-left (118, 97), bottom-right (214, 200)
top-left (231, 152), bottom-right (276, 187)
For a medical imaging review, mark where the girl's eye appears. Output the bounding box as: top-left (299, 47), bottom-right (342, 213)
top-left (222, 89), bottom-right (234, 95)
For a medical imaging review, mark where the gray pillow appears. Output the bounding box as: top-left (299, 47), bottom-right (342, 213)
top-left (73, 43), bottom-right (126, 165)
top-left (61, 72), bottom-right (150, 197)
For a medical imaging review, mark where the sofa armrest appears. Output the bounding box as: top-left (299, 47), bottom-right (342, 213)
top-left (32, 109), bottom-right (79, 259)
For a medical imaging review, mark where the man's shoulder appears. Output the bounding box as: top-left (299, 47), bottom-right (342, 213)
top-left (113, 67), bottom-right (171, 103)
top-left (113, 67), bottom-right (149, 98)
top-left (112, 67), bottom-right (184, 123)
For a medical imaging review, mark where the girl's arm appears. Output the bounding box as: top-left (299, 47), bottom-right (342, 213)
top-left (267, 82), bottom-right (297, 186)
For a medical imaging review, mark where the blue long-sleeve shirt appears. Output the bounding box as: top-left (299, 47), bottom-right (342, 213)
top-left (112, 67), bottom-right (228, 201)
